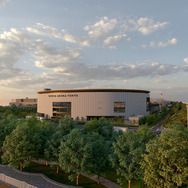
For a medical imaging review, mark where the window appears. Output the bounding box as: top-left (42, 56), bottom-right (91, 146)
top-left (53, 102), bottom-right (71, 107)
top-left (52, 102), bottom-right (71, 117)
top-left (146, 97), bottom-right (150, 111)
top-left (114, 102), bottom-right (125, 113)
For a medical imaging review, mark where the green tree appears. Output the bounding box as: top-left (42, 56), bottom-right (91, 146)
top-left (59, 128), bottom-right (89, 185)
top-left (83, 117), bottom-right (115, 143)
top-left (39, 120), bottom-right (56, 166)
top-left (110, 126), bottom-right (154, 188)
top-left (0, 114), bottom-right (18, 150)
top-left (141, 125), bottom-right (188, 188)
top-left (2, 117), bottom-right (41, 171)
top-left (44, 116), bottom-right (77, 173)
top-left (85, 132), bottom-right (112, 184)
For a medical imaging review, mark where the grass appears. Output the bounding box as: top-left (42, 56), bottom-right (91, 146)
top-left (23, 162), bottom-right (105, 188)
top-left (103, 170), bottom-right (147, 188)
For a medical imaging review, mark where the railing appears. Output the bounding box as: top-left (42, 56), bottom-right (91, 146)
top-left (0, 173), bottom-right (37, 188)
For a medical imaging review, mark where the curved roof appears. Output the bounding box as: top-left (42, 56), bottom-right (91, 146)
top-left (38, 89), bottom-right (150, 94)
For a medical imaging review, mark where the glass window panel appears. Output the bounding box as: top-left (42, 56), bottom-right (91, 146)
top-left (114, 102), bottom-right (125, 113)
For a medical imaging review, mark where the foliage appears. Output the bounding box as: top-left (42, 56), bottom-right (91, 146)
top-left (59, 128), bottom-right (89, 185)
top-left (141, 126), bottom-right (188, 188)
top-left (85, 132), bottom-right (112, 184)
top-left (2, 117), bottom-right (42, 171)
top-left (44, 116), bottom-right (77, 166)
top-left (0, 105), bottom-right (37, 118)
top-left (110, 126), bottom-right (154, 187)
top-left (163, 102), bottom-right (187, 128)
top-left (83, 117), bottom-right (116, 143)
top-left (140, 107), bottom-right (168, 127)
top-left (39, 120), bottom-right (56, 161)
top-left (0, 114), bottom-right (18, 149)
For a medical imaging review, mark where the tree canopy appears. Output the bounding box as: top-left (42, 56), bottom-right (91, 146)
top-left (2, 117), bottom-right (42, 171)
top-left (59, 128), bottom-right (89, 185)
top-left (110, 126), bottom-right (154, 188)
top-left (141, 125), bottom-right (188, 188)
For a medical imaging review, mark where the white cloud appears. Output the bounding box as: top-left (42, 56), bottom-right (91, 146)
top-left (0, 25), bottom-right (187, 93)
top-left (26, 23), bottom-right (90, 46)
top-left (184, 57), bottom-right (188, 64)
top-left (128, 17), bottom-right (168, 35)
top-left (103, 34), bottom-right (126, 48)
top-left (52, 61), bottom-right (186, 81)
top-left (158, 38), bottom-right (177, 47)
top-left (85, 17), bottom-right (118, 40)
top-left (33, 40), bottom-right (82, 69)
top-left (142, 38), bottom-right (178, 48)
top-left (0, 28), bottom-right (30, 80)
top-left (0, 0), bottom-right (9, 7)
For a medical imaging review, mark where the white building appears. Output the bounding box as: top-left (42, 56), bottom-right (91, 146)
top-left (37, 89), bottom-right (150, 120)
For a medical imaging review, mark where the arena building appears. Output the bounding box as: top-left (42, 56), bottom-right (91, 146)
top-left (37, 89), bottom-right (150, 120)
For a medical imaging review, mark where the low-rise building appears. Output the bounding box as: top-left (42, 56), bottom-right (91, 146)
top-left (9, 97), bottom-right (37, 106)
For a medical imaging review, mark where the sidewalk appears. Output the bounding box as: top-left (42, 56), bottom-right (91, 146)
top-left (0, 164), bottom-right (80, 188)
top-left (82, 173), bottom-right (122, 188)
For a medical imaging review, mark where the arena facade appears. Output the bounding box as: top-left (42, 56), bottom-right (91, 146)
top-left (37, 89), bottom-right (150, 120)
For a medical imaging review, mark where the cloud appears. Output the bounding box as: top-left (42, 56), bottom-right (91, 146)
top-left (85, 16), bottom-right (118, 40)
top-left (0, 28), bottom-right (30, 80)
top-left (0, 25), bottom-right (187, 93)
top-left (52, 61), bottom-right (186, 81)
top-left (33, 40), bottom-right (82, 69)
top-left (142, 38), bottom-right (177, 48)
top-left (26, 23), bottom-right (90, 46)
top-left (0, 0), bottom-right (9, 7)
top-left (103, 34), bottom-right (126, 49)
top-left (157, 38), bottom-right (177, 47)
top-left (184, 57), bottom-right (188, 64)
top-left (127, 17), bottom-right (168, 35)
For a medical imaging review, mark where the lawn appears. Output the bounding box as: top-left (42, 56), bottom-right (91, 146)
top-left (103, 170), bottom-right (147, 188)
top-left (23, 162), bottom-right (105, 188)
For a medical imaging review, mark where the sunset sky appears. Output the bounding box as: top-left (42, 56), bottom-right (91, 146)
top-left (0, 0), bottom-right (188, 105)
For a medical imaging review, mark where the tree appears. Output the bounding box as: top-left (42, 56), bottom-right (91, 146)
top-left (44, 116), bottom-right (77, 173)
top-left (59, 128), bottom-right (89, 185)
top-left (141, 125), bottom-right (188, 188)
top-left (0, 114), bottom-right (18, 150)
top-left (39, 120), bottom-right (56, 166)
top-left (110, 126), bottom-right (154, 188)
top-left (2, 117), bottom-right (42, 171)
top-left (83, 117), bottom-right (116, 143)
top-left (85, 132), bottom-right (112, 184)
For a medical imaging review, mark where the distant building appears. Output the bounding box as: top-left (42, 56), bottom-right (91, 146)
top-left (37, 88), bottom-right (150, 120)
top-left (9, 97), bottom-right (37, 106)
top-left (150, 98), bottom-right (171, 113)
top-left (150, 98), bottom-right (171, 107)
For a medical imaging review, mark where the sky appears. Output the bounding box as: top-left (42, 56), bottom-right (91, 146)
top-left (0, 0), bottom-right (188, 105)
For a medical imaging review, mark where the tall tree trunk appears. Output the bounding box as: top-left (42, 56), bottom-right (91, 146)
top-left (56, 165), bottom-right (59, 173)
top-left (76, 175), bottom-right (79, 185)
top-left (128, 180), bottom-right (131, 188)
top-left (97, 174), bottom-right (100, 184)
top-left (20, 162), bottom-right (22, 171)
top-left (46, 160), bottom-right (48, 166)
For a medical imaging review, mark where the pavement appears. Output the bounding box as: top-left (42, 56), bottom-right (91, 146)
top-left (82, 173), bottom-right (122, 188)
top-left (0, 164), bottom-right (80, 188)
